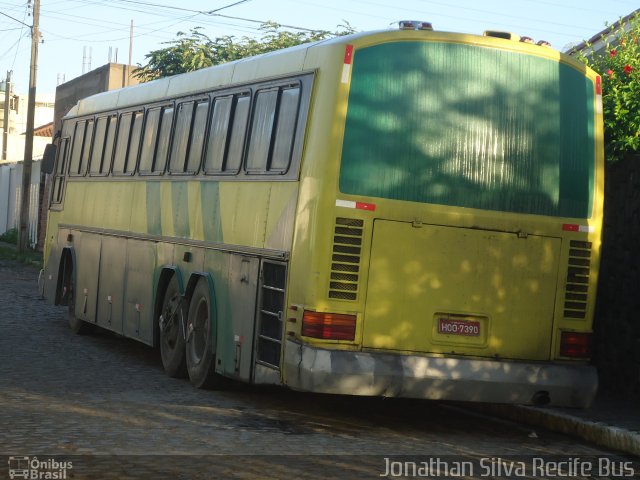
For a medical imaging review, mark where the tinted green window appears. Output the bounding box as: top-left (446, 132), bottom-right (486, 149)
top-left (340, 42), bottom-right (595, 218)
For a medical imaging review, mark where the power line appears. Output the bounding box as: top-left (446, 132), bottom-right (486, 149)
top-left (0, 9), bottom-right (31, 28)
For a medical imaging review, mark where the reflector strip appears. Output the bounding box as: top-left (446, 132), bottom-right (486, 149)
top-left (343, 44), bottom-right (354, 65)
top-left (341, 45), bottom-right (354, 84)
top-left (596, 76), bottom-right (603, 114)
top-left (563, 224), bottom-right (594, 233)
top-left (336, 199), bottom-right (376, 211)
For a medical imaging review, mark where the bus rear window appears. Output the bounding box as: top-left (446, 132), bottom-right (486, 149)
top-left (340, 42), bottom-right (596, 219)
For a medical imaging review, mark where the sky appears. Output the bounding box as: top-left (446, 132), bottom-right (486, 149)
top-left (0, 0), bottom-right (638, 97)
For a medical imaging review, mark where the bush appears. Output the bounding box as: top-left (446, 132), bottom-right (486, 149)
top-left (577, 12), bottom-right (640, 162)
top-left (0, 228), bottom-right (18, 244)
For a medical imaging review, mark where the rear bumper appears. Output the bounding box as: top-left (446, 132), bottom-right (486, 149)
top-left (283, 341), bottom-right (598, 408)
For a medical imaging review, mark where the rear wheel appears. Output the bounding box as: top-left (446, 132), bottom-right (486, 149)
top-left (159, 275), bottom-right (187, 378)
top-left (186, 278), bottom-right (223, 389)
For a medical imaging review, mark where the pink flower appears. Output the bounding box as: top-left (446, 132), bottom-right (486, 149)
top-left (624, 65), bottom-right (633, 75)
top-left (607, 69), bottom-right (614, 77)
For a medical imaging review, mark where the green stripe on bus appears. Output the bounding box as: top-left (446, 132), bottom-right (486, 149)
top-left (201, 181), bottom-right (223, 242)
top-left (146, 182), bottom-right (161, 236)
top-left (172, 181), bottom-right (190, 238)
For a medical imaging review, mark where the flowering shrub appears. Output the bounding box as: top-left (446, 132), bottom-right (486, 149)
top-left (577, 12), bottom-right (639, 162)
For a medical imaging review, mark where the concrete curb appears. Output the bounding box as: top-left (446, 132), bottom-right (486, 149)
top-left (476, 404), bottom-right (640, 457)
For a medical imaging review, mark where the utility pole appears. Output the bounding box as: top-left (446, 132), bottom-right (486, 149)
top-left (18, 0), bottom-right (40, 252)
top-left (2, 70), bottom-right (11, 161)
top-left (128, 20), bottom-right (133, 87)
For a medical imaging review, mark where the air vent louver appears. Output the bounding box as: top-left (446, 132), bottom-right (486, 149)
top-left (563, 240), bottom-right (592, 319)
top-left (329, 218), bottom-right (363, 301)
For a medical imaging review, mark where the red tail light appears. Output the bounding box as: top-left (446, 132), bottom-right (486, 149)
top-left (302, 311), bottom-right (356, 341)
top-left (560, 331), bottom-right (593, 358)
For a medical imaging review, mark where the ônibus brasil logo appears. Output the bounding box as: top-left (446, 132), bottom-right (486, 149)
top-left (8, 456), bottom-right (73, 479)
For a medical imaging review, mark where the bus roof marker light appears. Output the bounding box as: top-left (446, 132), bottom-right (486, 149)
top-left (399, 20), bottom-right (433, 31)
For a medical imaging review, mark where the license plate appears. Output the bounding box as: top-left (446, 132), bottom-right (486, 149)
top-left (438, 317), bottom-right (481, 337)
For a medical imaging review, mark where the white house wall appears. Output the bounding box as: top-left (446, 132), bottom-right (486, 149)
top-left (0, 160), bottom-right (41, 246)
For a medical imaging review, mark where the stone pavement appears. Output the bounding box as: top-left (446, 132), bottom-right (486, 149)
top-left (0, 252), bottom-right (637, 479)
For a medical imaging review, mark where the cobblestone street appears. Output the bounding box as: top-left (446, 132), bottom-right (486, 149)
top-left (0, 260), bottom-right (633, 479)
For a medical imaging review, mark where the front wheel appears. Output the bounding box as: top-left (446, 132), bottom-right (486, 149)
top-left (159, 275), bottom-right (187, 378)
top-left (185, 278), bottom-right (223, 389)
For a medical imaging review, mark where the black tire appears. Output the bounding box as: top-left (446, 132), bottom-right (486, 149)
top-left (66, 263), bottom-right (89, 334)
top-left (186, 278), bottom-right (223, 389)
top-left (159, 275), bottom-right (187, 378)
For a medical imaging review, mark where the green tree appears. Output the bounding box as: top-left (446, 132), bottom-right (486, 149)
top-left (134, 22), bottom-right (355, 82)
top-left (577, 12), bottom-right (640, 162)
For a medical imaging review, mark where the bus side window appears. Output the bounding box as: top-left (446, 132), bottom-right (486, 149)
top-left (113, 111), bottom-right (142, 175)
top-left (154, 106), bottom-right (174, 173)
top-left (113, 113), bottom-right (132, 174)
top-left (139, 107), bottom-right (161, 175)
top-left (246, 88), bottom-right (278, 173)
top-left (68, 121), bottom-right (86, 176)
top-left (90, 117), bottom-right (109, 176)
top-left (79, 119), bottom-right (94, 175)
top-left (127, 111), bottom-right (143, 174)
top-left (203, 96), bottom-right (233, 174)
top-left (185, 99), bottom-right (209, 174)
top-left (271, 85), bottom-right (300, 173)
top-left (245, 83), bottom-right (301, 175)
top-left (169, 101), bottom-right (195, 174)
top-left (226, 93), bottom-right (250, 173)
top-left (103, 116), bottom-right (117, 174)
top-left (51, 137), bottom-right (69, 204)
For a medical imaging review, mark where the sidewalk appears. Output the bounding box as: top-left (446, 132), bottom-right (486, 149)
top-left (476, 392), bottom-right (640, 457)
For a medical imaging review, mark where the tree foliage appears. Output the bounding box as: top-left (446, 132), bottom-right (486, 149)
top-left (134, 22), bottom-right (355, 82)
top-left (577, 12), bottom-right (640, 162)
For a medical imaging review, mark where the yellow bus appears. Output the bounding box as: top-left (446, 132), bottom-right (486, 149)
top-left (42, 23), bottom-right (603, 407)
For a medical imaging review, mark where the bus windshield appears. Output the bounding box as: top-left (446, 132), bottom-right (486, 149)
top-left (339, 41), bottom-right (596, 219)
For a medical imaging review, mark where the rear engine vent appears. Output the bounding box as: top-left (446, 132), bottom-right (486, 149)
top-left (329, 218), bottom-right (363, 301)
top-left (564, 240), bottom-right (592, 319)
